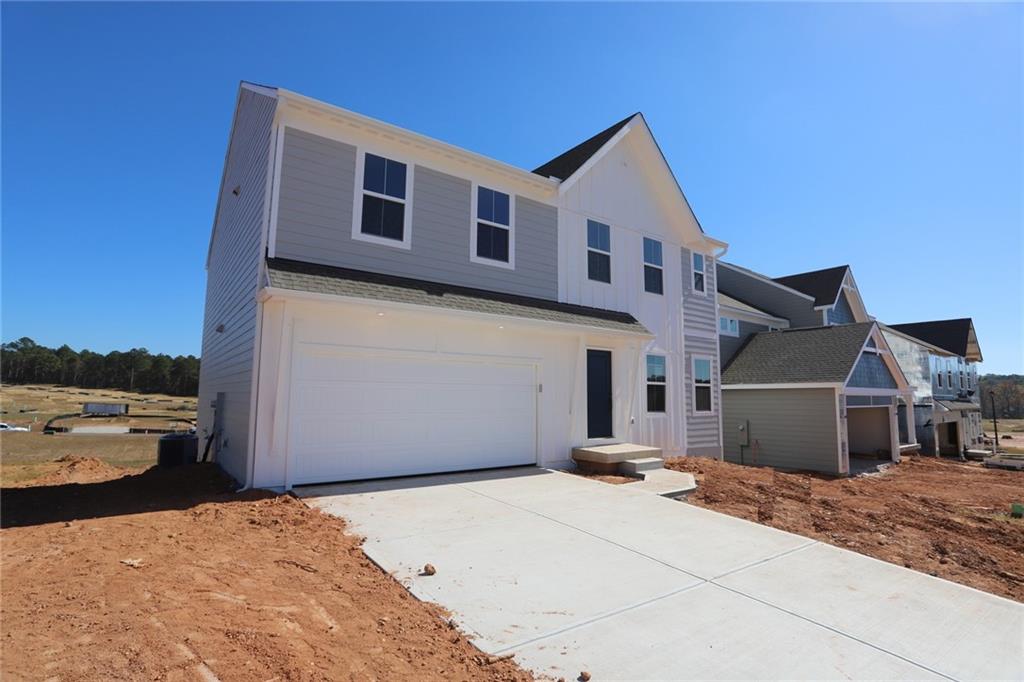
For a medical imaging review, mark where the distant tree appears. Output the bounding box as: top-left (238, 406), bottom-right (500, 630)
top-left (979, 374), bottom-right (1024, 419)
top-left (0, 337), bottom-right (200, 396)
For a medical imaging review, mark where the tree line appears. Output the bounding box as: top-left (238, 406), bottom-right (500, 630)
top-left (1, 337), bottom-right (200, 396)
top-left (978, 374), bottom-right (1024, 419)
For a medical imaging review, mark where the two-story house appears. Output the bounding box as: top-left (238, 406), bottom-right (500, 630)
top-left (881, 319), bottom-right (984, 457)
top-left (198, 83), bottom-right (728, 489)
top-left (713, 262), bottom-right (917, 475)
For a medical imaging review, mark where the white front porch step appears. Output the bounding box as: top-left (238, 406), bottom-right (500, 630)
top-left (619, 457), bottom-right (664, 475)
top-left (572, 443), bottom-right (663, 464)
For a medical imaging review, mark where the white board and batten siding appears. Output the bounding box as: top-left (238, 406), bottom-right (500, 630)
top-left (197, 87), bottom-right (278, 483)
top-left (556, 123), bottom-right (723, 457)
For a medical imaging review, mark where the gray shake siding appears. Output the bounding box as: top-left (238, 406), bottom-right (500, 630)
top-left (723, 388), bottom-right (841, 474)
top-left (720, 320), bottom-right (770, 366)
top-left (681, 248), bottom-right (722, 456)
top-left (198, 87), bottom-right (278, 484)
top-left (275, 127), bottom-right (559, 300)
top-left (716, 263), bottom-right (821, 328)
top-left (847, 352), bottom-right (898, 389)
top-left (828, 291), bottom-right (855, 324)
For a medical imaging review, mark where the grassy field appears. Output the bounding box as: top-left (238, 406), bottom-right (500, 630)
top-left (0, 384), bottom-right (196, 432)
top-left (1, 385), bottom-right (197, 485)
top-left (984, 418), bottom-right (1024, 454)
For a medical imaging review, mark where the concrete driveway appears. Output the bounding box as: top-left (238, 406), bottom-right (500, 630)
top-left (299, 468), bottom-right (1023, 681)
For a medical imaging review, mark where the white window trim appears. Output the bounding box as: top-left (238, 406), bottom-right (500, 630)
top-left (719, 316), bottom-right (740, 337)
top-left (691, 355), bottom-right (715, 415)
top-left (469, 183), bottom-right (516, 270)
top-left (642, 237), bottom-right (664, 295)
top-left (646, 354), bottom-right (667, 415)
top-left (352, 147), bottom-right (414, 250)
top-left (586, 219), bottom-right (612, 285)
top-left (692, 251), bottom-right (707, 296)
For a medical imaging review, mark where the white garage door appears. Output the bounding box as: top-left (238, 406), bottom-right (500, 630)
top-left (287, 346), bottom-right (538, 484)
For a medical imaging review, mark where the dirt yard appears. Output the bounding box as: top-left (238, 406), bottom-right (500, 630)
top-left (0, 460), bottom-right (532, 681)
top-left (666, 455), bottom-right (1024, 602)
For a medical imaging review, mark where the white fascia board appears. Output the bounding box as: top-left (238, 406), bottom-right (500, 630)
top-left (717, 262), bottom-right (817, 302)
top-left (842, 323), bottom-right (911, 391)
top-left (843, 387), bottom-right (901, 396)
top-left (722, 382), bottom-right (843, 390)
top-left (718, 302), bottom-right (789, 327)
top-left (205, 86), bottom-right (248, 270)
top-left (276, 88), bottom-right (558, 195)
top-left (556, 120), bottom-right (636, 194)
top-left (258, 286), bottom-right (655, 339)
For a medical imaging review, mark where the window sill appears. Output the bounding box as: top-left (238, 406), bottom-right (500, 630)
top-left (470, 254), bottom-right (515, 270)
top-left (353, 231), bottom-right (412, 251)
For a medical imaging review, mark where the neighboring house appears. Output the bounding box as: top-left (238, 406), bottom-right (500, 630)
top-left (198, 82), bottom-right (728, 489)
top-left (881, 319), bottom-right (984, 456)
top-left (720, 322), bottom-right (914, 475)
top-left (715, 262), bottom-right (921, 475)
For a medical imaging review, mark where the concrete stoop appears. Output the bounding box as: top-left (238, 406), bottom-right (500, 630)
top-left (572, 443), bottom-right (663, 476)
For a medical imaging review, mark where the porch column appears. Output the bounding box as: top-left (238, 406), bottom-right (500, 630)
top-left (889, 404), bottom-right (901, 463)
top-left (903, 392), bottom-right (917, 446)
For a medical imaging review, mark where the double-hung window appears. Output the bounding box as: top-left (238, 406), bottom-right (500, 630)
top-left (587, 220), bottom-right (611, 283)
top-left (719, 316), bottom-right (739, 337)
top-left (692, 252), bottom-right (706, 294)
top-left (357, 152), bottom-right (409, 246)
top-left (643, 238), bottom-right (663, 295)
top-left (692, 357), bottom-right (712, 413)
top-left (646, 355), bottom-right (666, 413)
top-left (473, 186), bottom-right (512, 265)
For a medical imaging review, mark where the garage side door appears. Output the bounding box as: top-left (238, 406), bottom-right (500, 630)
top-left (288, 346), bottom-right (537, 484)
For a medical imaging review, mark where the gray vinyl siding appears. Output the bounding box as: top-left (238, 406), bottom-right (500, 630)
top-left (198, 88), bottom-right (277, 484)
top-left (681, 248), bottom-right (722, 454)
top-left (274, 127), bottom-right (558, 300)
top-left (716, 263), bottom-right (821, 328)
top-left (723, 388), bottom-right (841, 474)
top-left (720, 320), bottom-right (770, 367)
top-left (828, 291), bottom-right (855, 324)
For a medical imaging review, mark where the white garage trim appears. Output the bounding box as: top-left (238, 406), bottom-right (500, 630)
top-left (283, 344), bottom-right (540, 488)
top-left (258, 286), bottom-right (654, 339)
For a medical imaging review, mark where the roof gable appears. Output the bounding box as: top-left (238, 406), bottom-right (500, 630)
top-left (772, 266), bottom-right (850, 307)
top-left (722, 322), bottom-right (876, 385)
top-left (887, 318), bottom-right (982, 361)
top-left (532, 114), bottom-right (637, 181)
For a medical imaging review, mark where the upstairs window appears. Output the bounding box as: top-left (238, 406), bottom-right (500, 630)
top-left (719, 316), bottom-right (739, 337)
top-left (692, 357), bottom-right (712, 413)
top-left (646, 355), bottom-right (666, 413)
top-left (692, 252), bottom-right (706, 294)
top-left (473, 186), bottom-right (512, 265)
top-left (357, 152), bottom-right (409, 246)
top-left (643, 238), bottom-right (664, 294)
top-left (587, 220), bottom-right (611, 283)
top-left (937, 371), bottom-right (943, 388)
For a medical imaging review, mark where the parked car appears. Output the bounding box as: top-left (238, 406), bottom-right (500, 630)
top-left (0, 423), bottom-right (30, 432)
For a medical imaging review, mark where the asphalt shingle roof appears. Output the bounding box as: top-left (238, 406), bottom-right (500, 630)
top-left (772, 265), bottom-right (850, 307)
top-left (887, 319), bottom-right (973, 358)
top-left (532, 114), bottom-right (637, 181)
top-left (722, 322), bottom-right (876, 385)
top-left (265, 258), bottom-right (651, 335)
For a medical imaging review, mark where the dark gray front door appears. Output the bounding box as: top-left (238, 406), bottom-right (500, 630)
top-left (587, 350), bottom-right (613, 439)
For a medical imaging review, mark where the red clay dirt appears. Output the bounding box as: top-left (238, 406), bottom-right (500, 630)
top-left (665, 455), bottom-right (1024, 602)
top-left (1, 461), bottom-right (533, 681)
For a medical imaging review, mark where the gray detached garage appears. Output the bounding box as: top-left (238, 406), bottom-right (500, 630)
top-left (721, 322), bottom-right (916, 476)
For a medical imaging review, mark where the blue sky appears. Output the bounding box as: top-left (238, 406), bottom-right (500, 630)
top-left (2, 3), bottom-right (1021, 372)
